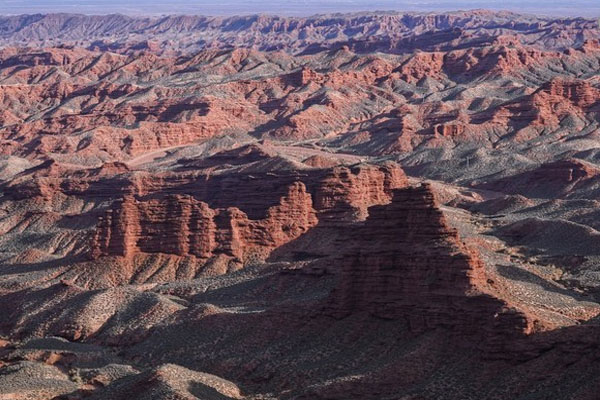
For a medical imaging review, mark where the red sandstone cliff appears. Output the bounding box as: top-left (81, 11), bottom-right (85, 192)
top-left (91, 182), bottom-right (318, 266)
top-left (326, 184), bottom-right (533, 343)
top-left (88, 162), bottom-right (408, 272)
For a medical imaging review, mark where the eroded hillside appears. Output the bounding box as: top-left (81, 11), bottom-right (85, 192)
top-left (1, 11), bottom-right (600, 400)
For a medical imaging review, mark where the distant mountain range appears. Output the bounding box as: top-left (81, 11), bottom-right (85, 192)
top-left (1, 0), bottom-right (599, 16)
top-left (0, 11), bottom-right (597, 54)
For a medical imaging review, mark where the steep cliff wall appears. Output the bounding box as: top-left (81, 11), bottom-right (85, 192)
top-left (91, 182), bottom-right (318, 266)
top-left (89, 162), bottom-right (408, 265)
top-left (326, 184), bottom-right (532, 343)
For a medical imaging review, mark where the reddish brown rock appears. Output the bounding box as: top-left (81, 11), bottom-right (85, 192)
top-left (540, 78), bottom-right (599, 109)
top-left (91, 182), bottom-right (318, 266)
top-left (312, 163), bottom-right (407, 221)
top-left (80, 160), bottom-right (408, 278)
top-left (302, 154), bottom-right (340, 168)
top-left (433, 123), bottom-right (465, 137)
top-left (326, 184), bottom-right (533, 342)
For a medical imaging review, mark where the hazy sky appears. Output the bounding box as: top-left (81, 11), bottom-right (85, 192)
top-left (0, 0), bottom-right (598, 17)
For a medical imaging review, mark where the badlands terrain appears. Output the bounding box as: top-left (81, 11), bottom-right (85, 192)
top-left (1, 10), bottom-right (600, 399)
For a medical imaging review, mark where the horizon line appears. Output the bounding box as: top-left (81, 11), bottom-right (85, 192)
top-left (0, 8), bottom-right (596, 19)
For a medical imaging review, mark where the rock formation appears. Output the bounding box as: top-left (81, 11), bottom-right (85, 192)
top-left (91, 182), bottom-right (318, 265)
top-left (89, 162), bottom-right (407, 271)
top-left (327, 184), bottom-right (532, 342)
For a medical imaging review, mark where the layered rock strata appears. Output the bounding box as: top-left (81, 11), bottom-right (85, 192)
top-left (327, 184), bottom-right (532, 342)
top-left (90, 163), bottom-right (408, 267)
top-left (91, 182), bottom-right (318, 264)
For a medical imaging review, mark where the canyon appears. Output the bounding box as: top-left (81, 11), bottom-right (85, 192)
top-left (1, 10), bottom-right (600, 400)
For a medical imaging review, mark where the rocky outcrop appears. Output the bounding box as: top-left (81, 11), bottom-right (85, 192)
top-left (91, 182), bottom-right (318, 266)
top-left (88, 161), bottom-right (407, 272)
top-left (311, 163), bottom-right (407, 221)
top-left (327, 184), bottom-right (532, 341)
top-left (539, 78), bottom-right (599, 109)
top-left (433, 123), bottom-right (465, 137)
